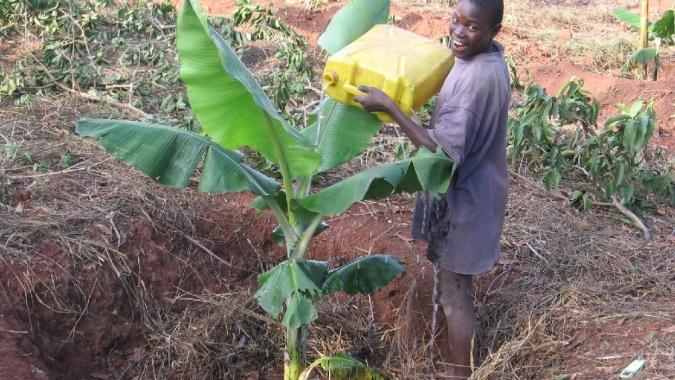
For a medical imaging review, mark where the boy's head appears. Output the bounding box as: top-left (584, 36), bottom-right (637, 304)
top-left (449, 0), bottom-right (504, 58)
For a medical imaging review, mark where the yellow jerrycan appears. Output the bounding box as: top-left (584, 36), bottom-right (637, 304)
top-left (322, 24), bottom-right (454, 122)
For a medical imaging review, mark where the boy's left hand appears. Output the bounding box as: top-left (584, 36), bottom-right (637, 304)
top-left (353, 86), bottom-right (395, 114)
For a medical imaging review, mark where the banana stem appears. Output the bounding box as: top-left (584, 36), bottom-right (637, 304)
top-left (639, 0), bottom-right (649, 79)
top-left (261, 111), bottom-right (296, 226)
top-left (284, 325), bottom-right (307, 380)
top-left (290, 213), bottom-right (325, 260)
top-left (263, 196), bottom-right (299, 256)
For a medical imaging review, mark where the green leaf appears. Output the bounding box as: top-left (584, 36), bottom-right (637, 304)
top-left (583, 194), bottom-right (591, 211)
top-left (603, 113), bottom-right (632, 128)
top-left (604, 180), bottom-right (616, 199)
top-left (532, 124), bottom-right (542, 143)
top-left (322, 255), bottom-right (405, 295)
top-left (629, 48), bottom-right (657, 65)
top-left (622, 120), bottom-right (637, 154)
top-left (76, 119), bottom-right (280, 196)
top-left (543, 169), bottom-right (560, 190)
top-left (301, 97), bottom-right (382, 173)
top-left (297, 148), bottom-right (454, 216)
top-left (254, 259), bottom-right (329, 328)
top-left (615, 162), bottom-right (626, 187)
top-left (634, 114), bottom-right (651, 151)
top-left (317, 0), bottom-right (390, 54)
top-left (521, 111), bottom-right (538, 126)
top-left (177, 0), bottom-right (321, 178)
top-left (271, 225), bottom-right (286, 246)
top-left (297, 259), bottom-right (330, 288)
top-left (251, 190), bottom-right (287, 211)
top-left (514, 122), bottom-right (524, 146)
top-left (628, 101), bottom-right (644, 119)
top-left (620, 183), bottom-right (636, 204)
top-left (570, 190), bottom-right (583, 202)
top-left (282, 293), bottom-right (316, 328)
top-left (539, 101), bottom-right (552, 124)
top-left (550, 146), bottom-right (559, 161)
top-left (652, 10), bottom-right (674, 39)
top-left (615, 103), bottom-right (630, 114)
top-left (644, 115), bottom-right (656, 144)
top-left (614, 8), bottom-right (640, 29)
top-left (300, 353), bottom-right (388, 380)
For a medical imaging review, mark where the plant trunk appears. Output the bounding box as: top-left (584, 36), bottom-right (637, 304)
top-left (639, 0), bottom-right (649, 78)
top-left (652, 51), bottom-right (659, 81)
top-left (284, 325), bottom-right (307, 380)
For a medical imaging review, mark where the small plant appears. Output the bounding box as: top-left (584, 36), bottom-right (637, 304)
top-left (59, 153), bottom-right (71, 168)
top-left (508, 76), bottom-right (675, 232)
top-left (614, 8), bottom-right (675, 80)
top-left (505, 53), bottom-right (527, 92)
top-left (508, 78), bottom-right (598, 190)
top-left (77, 1), bottom-right (453, 379)
top-left (577, 100), bottom-right (674, 215)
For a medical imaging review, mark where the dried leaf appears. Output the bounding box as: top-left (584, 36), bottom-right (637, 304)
top-left (95, 223), bottom-right (112, 235)
top-left (498, 258), bottom-right (519, 265)
top-left (571, 220), bottom-right (591, 230)
top-left (82, 262), bottom-right (97, 271)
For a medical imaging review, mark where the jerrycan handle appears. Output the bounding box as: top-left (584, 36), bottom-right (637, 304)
top-left (343, 82), bottom-right (366, 97)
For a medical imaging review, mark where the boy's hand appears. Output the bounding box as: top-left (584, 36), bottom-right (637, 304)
top-left (353, 86), bottom-right (396, 114)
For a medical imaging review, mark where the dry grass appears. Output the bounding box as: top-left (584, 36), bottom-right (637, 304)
top-left (469, 170), bottom-right (675, 379)
top-left (2, 88), bottom-right (675, 380)
top-left (501, 0), bottom-right (637, 75)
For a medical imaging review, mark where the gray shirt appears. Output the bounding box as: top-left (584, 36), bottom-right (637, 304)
top-left (411, 41), bottom-right (510, 275)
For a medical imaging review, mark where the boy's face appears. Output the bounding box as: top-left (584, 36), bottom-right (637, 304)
top-left (448, 0), bottom-right (502, 58)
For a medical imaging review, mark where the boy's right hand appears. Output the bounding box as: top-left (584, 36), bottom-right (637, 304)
top-left (353, 86), bottom-right (396, 114)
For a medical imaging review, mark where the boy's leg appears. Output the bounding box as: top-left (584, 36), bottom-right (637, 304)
top-left (439, 268), bottom-right (475, 379)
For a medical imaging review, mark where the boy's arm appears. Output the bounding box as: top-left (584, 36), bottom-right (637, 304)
top-left (353, 86), bottom-right (438, 151)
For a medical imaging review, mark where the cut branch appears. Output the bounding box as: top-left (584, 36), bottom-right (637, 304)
top-left (611, 196), bottom-right (651, 239)
top-left (28, 50), bottom-right (150, 120)
top-left (177, 232), bottom-right (232, 267)
top-left (510, 170), bottom-right (651, 239)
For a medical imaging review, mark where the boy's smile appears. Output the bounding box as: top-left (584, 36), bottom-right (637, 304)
top-left (448, 0), bottom-right (502, 58)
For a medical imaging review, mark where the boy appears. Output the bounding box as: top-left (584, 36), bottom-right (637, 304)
top-left (353, 0), bottom-right (509, 378)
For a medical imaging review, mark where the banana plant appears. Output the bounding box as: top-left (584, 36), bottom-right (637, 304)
top-left (614, 7), bottom-right (675, 80)
top-left (76, 0), bottom-right (454, 378)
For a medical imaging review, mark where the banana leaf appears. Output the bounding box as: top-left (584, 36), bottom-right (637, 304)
top-left (322, 255), bottom-right (405, 295)
top-left (317, 0), bottom-right (390, 54)
top-left (297, 148), bottom-right (455, 216)
top-left (76, 119), bottom-right (279, 196)
top-left (177, 0), bottom-right (321, 179)
top-left (301, 97), bottom-right (382, 173)
top-left (254, 259), bottom-right (329, 328)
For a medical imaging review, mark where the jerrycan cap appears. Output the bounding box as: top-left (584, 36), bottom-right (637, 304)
top-left (323, 70), bottom-right (338, 86)
top-left (322, 70), bottom-right (366, 97)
